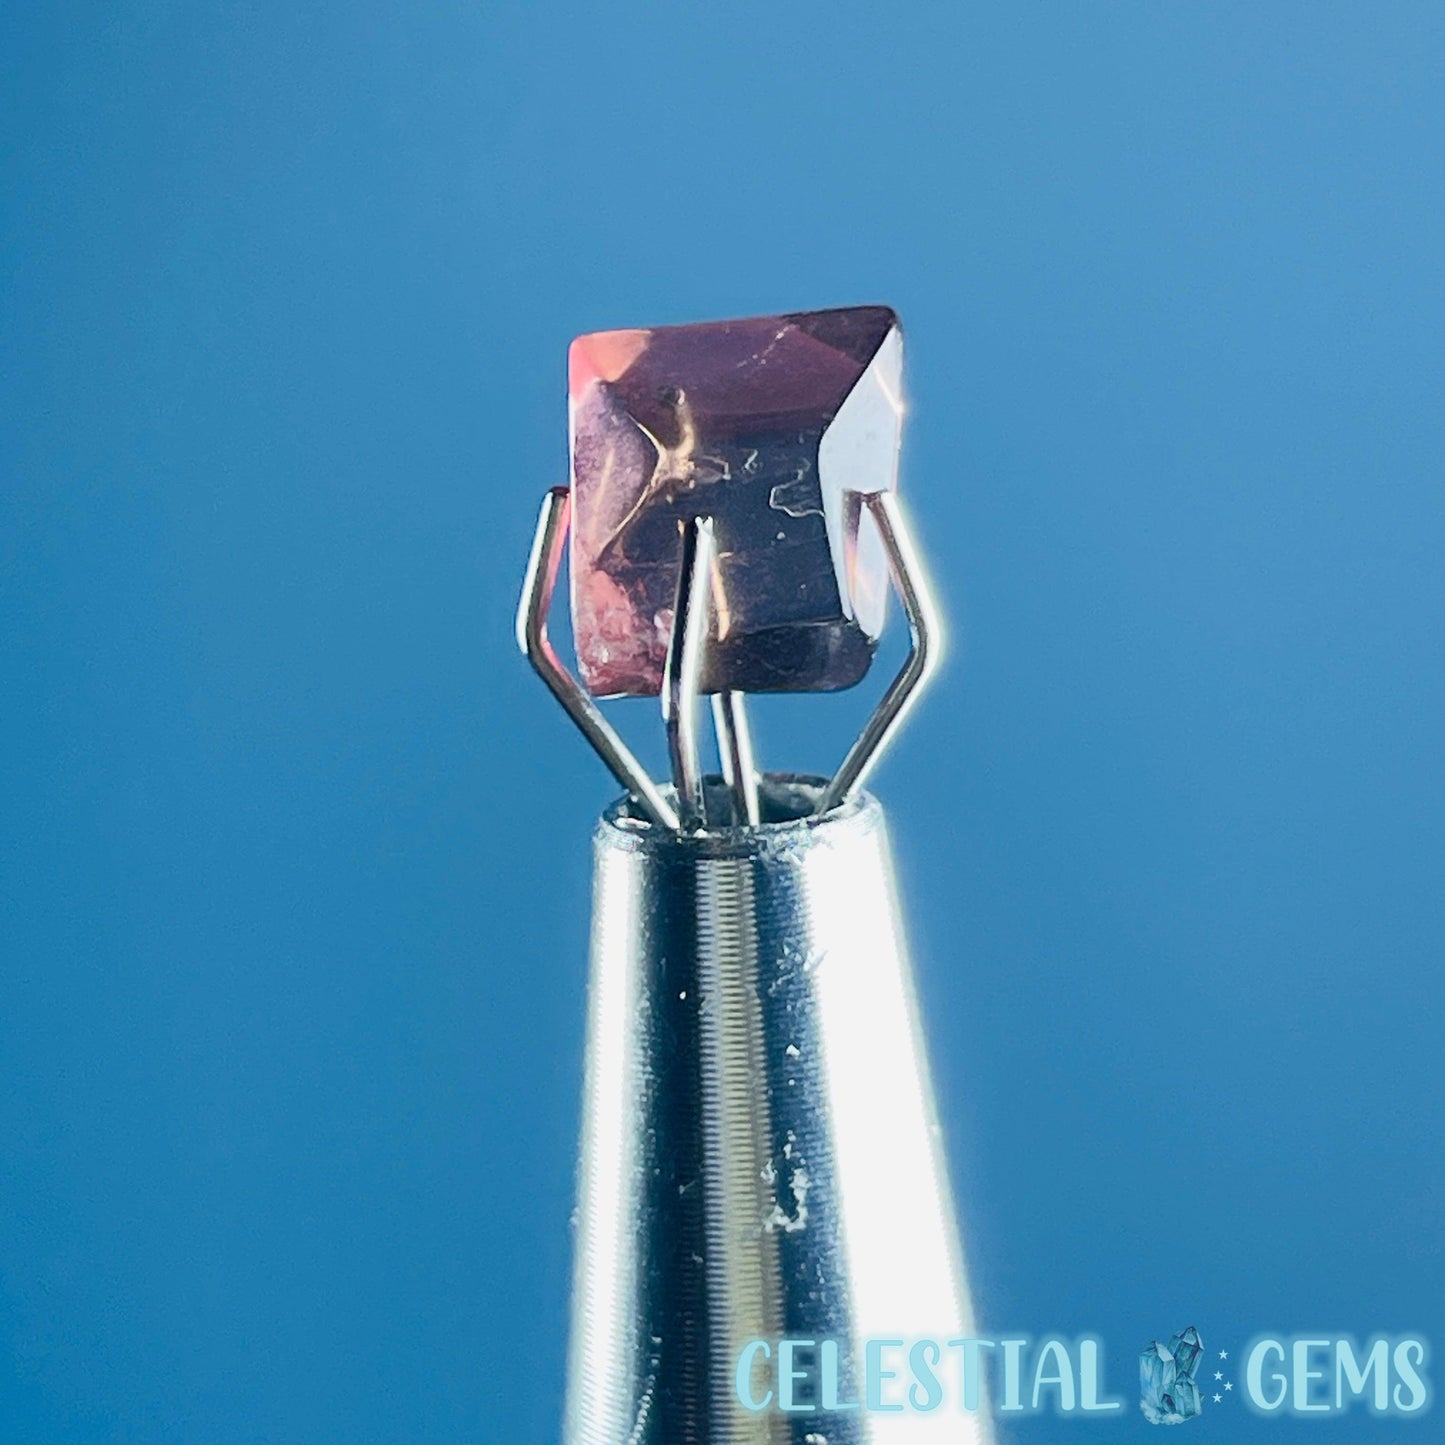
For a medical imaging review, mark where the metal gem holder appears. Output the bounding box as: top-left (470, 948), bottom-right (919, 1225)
top-left (517, 485), bottom-right (940, 831)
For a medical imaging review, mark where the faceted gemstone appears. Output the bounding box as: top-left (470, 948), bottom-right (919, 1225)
top-left (1139, 1327), bottom-right (1205, 1425)
top-left (568, 306), bottom-right (903, 697)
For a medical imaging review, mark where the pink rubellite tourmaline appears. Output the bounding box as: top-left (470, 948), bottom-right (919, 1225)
top-left (568, 305), bottom-right (904, 698)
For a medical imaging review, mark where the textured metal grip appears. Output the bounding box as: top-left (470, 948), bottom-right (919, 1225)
top-left (565, 780), bottom-right (991, 1445)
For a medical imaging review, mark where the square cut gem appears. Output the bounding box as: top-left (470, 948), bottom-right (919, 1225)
top-left (568, 305), bottom-right (903, 698)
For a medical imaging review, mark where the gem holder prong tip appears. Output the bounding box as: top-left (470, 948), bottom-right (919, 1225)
top-left (712, 690), bottom-right (761, 827)
top-left (517, 486), bottom-right (680, 831)
top-left (661, 515), bottom-right (716, 831)
top-left (816, 488), bottom-right (942, 814)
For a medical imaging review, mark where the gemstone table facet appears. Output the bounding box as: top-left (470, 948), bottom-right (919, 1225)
top-left (568, 306), bottom-right (903, 698)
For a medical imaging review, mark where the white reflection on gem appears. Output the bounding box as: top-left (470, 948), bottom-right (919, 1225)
top-left (818, 324), bottom-right (904, 635)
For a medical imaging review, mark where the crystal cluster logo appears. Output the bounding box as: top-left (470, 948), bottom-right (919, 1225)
top-left (1140, 1326), bottom-right (1206, 1424)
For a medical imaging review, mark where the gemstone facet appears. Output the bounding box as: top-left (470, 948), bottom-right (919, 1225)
top-left (568, 306), bottom-right (903, 698)
top-left (1139, 1326), bottom-right (1205, 1425)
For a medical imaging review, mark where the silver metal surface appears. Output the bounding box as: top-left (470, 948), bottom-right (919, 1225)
top-left (566, 777), bottom-right (991, 1444)
top-left (517, 487), bottom-right (680, 831)
top-left (662, 517), bottom-right (717, 830)
top-left (819, 491), bottom-right (943, 814)
top-left (711, 690), bottom-right (762, 827)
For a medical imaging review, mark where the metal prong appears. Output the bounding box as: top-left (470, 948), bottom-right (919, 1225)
top-left (517, 487), bottom-right (680, 831)
top-left (818, 490), bottom-right (943, 813)
top-left (662, 517), bottom-right (716, 831)
top-left (712, 690), bottom-right (761, 826)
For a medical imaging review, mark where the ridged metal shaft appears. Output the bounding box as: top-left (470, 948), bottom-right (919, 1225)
top-left (565, 778), bottom-right (991, 1444)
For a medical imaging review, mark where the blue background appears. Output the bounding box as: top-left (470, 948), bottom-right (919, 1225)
top-left (3, 3), bottom-right (1441, 1440)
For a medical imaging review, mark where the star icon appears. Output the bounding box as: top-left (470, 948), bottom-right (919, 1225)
top-left (1213, 1393), bottom-right (1222, 1403)
top-left (1219, 1350), bottom-right (1229, 1360)
top-left (1225, 1382), bottom-right (1233, 1392)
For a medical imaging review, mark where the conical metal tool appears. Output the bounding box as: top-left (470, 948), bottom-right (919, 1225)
top-left (564, 777), bottom-right (991, 1445)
